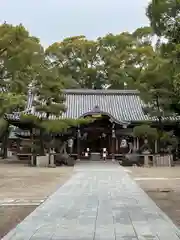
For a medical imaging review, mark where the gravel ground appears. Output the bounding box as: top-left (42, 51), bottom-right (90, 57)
top-left (0, 161), bottom-right (73, 238)
top-left (0, 206), bottom-right (36, 238)
top-left (127, 166), bottom-right (180, 228)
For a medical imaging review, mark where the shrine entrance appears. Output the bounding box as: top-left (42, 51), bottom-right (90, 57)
top-left (77, 115), bottom-right (113, 155)
top-left (82, 127), bottom-right (110, 153)
top-left (73, 106), bottom-right (130, 160)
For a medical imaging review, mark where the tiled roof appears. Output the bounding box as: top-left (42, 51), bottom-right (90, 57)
top-left (61, 89), bottom-right (147, 122)
top-left (4, 89), bottom-right (180, 123)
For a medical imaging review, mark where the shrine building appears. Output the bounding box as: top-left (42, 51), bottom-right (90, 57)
top-left (5, 89), bottom-right (179, 160)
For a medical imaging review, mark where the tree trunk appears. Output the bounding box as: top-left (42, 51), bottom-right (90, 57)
top-left (2, 123), bottom-right (10, 159)
top-left (156, 96), bottom-right (163, 153)
top-left (30, 128), bottom-right (37, 166)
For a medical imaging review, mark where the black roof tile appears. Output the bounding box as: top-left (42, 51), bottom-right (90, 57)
top-left (5, 89), bottom-right (180, 123)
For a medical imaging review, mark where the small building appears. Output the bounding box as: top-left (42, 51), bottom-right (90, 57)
top-left (5, 89), bottom-right (179, 162)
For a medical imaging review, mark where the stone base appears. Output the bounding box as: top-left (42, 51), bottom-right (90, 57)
top-left (90, 153), bottom-right (101, 161)
top-left (36, 155), bottom-right (49, 167)
top-left (7, 150), bottom-right (13, 158)
top-left (48, 164), bottom-right (56, 168)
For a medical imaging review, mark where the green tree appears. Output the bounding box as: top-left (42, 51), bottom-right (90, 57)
top-left (47, 31), bottom-right (157, 91)
top-left (146, 0), bottom-right (180, 116)
top-left (139, 53), bottom-right (173, 122)
top-left (136, 45), bottom-right (179, 152)
top-left (20, 63), bottom-right (94, 157)
top-left (29, 68), bottom-right (93, 133)
top-left (0, 23), bottom-right (44, 157)
top-left (98, 30), bottom-right (155, 89)
top-left (0, 23), bottom-right (44, 92)
top-left (133, 124), bottom-right (158, 139)
top-left (46, 36), bottom-right (106, 89)
top-left (147, 0), bottom-right (180, 40)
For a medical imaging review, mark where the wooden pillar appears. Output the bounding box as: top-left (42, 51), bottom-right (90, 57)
top-left (17, 138), bottom-right (20, 153)
top-left (77, 126), bottom-right (81, 161)
top-left (116, 138), bottom-right (118, 153)
top-left (153, 139), bottom-right (158, 167)
top-left (30, 129), bottom-right (33, 166)
top-left (155, 140), bottom-right (158, 154)
top-left (112, 123), bottom-right (116, 161)
top-left (30, 128), bottom-right (36, 166)
top-left (47, 136), bottom-right (51, 166)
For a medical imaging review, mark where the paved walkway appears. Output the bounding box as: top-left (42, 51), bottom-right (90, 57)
top-left (3, 162), bottom-right (180, 240)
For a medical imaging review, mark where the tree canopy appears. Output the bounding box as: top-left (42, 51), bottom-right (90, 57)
top-left (145, 0), bottom-right (180, 116)
top-left (0, 23), bottom-right (92, 138)
top-left (1, 0), bottom-right (180, 138)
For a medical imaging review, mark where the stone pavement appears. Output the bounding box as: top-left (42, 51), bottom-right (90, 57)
top-left (2, 162), bottom-right (180, 240)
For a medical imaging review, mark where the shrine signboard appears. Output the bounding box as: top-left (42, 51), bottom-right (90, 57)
top-left (91, 114), bottom-right (102, 118)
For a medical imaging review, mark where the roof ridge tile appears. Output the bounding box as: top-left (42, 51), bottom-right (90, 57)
top-left (64, 89), bottom-right (139, 95)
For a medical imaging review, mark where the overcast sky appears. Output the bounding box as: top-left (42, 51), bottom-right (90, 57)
top-left (0, 0), bottom-right (150, 47)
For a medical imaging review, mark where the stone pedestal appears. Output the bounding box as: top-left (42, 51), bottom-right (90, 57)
top-left (142, 150), bottom-right (151, 167)
top-left (7, 150), bottom-right (13, 158)
top-left (36, 155), bottom-right (49, 167)
top-left (48, 154), bottom-right (56, 168)
top-left (144, 155), bottom-right (149, 167)
top-left (90, 153), bottom-right (101, 161)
